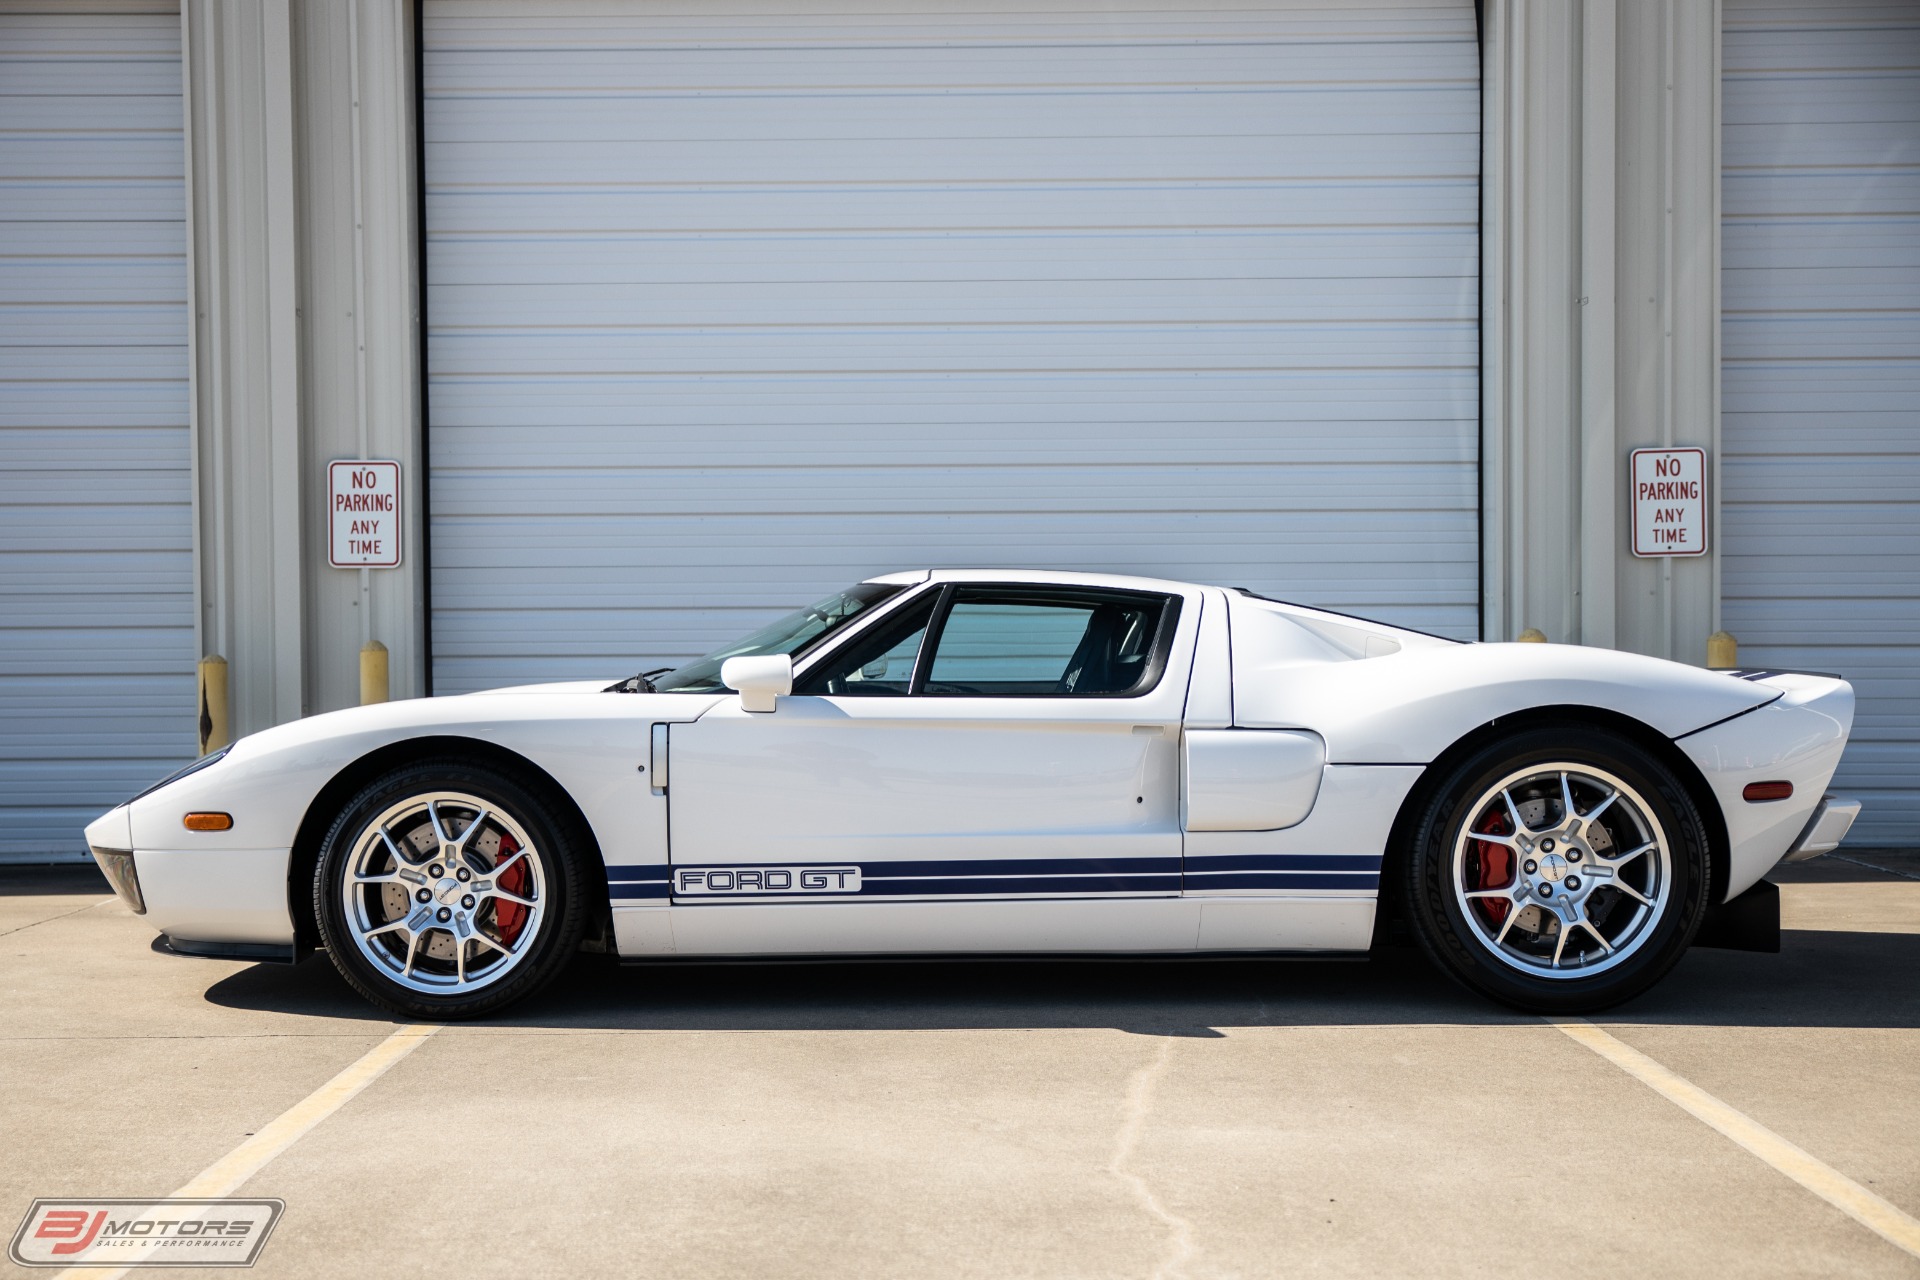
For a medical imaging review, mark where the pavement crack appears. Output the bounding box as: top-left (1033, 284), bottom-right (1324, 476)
top-left (0, 897), bottom-right (111, 939)
top-left (1109, 1037), bottom-right (1197, 1280)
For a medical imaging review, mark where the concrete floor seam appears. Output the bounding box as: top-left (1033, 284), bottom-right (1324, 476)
top-left (1109, 1037), bottom-right (1198, 1280)
top-left (0, 898), bottom-right (111, 940)
top-left (1828, 855), bottom-right (1920, 884)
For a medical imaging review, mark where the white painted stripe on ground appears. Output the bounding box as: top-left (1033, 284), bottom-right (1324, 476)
top-left (57, 1023), bottom-right (440, 1280)
top-left (1552, 1017), bottom-right (1920, 1260)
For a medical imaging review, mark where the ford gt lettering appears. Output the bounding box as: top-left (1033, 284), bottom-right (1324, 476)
top-left (82, 569), bottom-right (1862, 1020)
top-left (676, 867), bottom-right (861, 895)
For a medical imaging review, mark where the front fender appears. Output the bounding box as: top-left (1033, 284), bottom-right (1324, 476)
top-left (122, 692), bottom-right (721, 854)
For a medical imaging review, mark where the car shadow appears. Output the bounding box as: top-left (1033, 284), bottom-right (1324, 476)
top-left (201, 927), bottom-right (1920, 1034)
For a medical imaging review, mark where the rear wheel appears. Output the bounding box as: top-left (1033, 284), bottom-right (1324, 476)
top-left (1403, 726), bottom-right (1711, 1013)
top-left (314, 760), bottom-right (587, 1020)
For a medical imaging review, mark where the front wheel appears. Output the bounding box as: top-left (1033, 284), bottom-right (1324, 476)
top-left (313, 760), bottom-right (588, 1020)
top-left (1402, 726), bottom-right (1712, 1014)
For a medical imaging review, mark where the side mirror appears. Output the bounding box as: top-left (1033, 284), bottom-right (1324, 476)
top-left (721, 654), bottom-right (793, 713)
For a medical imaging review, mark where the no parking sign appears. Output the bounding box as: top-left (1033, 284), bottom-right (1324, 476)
top-left (328, 460), bottom-right (402, 568)
top-left (1630, 448), bottom-right (1707, 558)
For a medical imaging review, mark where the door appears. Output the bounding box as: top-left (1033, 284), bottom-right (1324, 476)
top-left (665, 583), bottom-right (1198, 908)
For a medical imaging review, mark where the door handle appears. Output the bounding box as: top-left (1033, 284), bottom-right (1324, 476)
top-left (650, 723), bottom-right (669, 795)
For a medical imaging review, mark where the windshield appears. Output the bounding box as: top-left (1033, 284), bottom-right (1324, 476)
top-left (652, 582), bottom-right (908, 693)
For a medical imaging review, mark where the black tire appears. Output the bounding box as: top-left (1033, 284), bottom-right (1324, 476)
top-left (313, 758), bottom-right (588, 1020)
top-left (1401, 725), bottom-right (1711, 1014)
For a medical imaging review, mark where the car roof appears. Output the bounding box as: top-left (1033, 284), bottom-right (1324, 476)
top-left (862, 568), bottom-right (1208, 593)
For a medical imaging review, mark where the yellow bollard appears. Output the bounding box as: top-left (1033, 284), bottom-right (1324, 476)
top-left (1517, 628), bottom-right (1548, 643)
top-left (1707, 630), bottom-right (1738, 670)
top-left (197, 654), bottom-right (230, 755)
top-left (360, 640), bottom-right (390, 705)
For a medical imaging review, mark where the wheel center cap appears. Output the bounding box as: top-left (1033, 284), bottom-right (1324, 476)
top-left (433, 877), bottom-right (463, 904)
top-left (1538, 853), bottom-right (1569, 883)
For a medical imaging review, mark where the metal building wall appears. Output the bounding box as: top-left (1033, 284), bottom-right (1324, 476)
top-left (0, 1), bottom-right (195, 858)
top-left (1722, 0), bottom-right (1920, 844)
top-left (420, 0), bottom-right (1484, 693)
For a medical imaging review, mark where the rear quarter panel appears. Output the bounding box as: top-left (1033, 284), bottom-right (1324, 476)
top-left (1231, 641), bottom-right (1779, 763)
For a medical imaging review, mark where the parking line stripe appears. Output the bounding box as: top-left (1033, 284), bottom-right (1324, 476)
top-left (1552, 1017), bottom-right (1920, 1260)
top-left (57, 1023), bottom-right (439, 1280)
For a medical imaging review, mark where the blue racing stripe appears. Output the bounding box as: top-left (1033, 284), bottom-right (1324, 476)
top-left (1183, 854), bottom-right (1382, 873)
top-left (605, 854), bottom-right (1379, 900)
top-left (857, 874), bottom-right (1182, 897)
top-left (1185, 872), bottom-right (1380, 892)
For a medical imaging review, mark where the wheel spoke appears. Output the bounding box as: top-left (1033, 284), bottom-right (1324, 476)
top-left (1464, 888), bottom-right (1516, 900)
top-left (455, 939), bottom-right (468, 984)
top-left (1610, 878), bottom-right (1654, 906)
top-left (1502, 789), bottom-right (1530, 834)
top-left (378, 827), bottom-right (421, 868)
top-left (1581, 789), bottom-right (1621, 831)
top-left (1575, 917), bottom-right (1614, 953)
top-left (489, 847), bottom-right (529, 879)
top-left (1472, 830), bottom-right (1521, 849)
top-left (488, 887), bottom-right (536, 908)
top-left (402, 929), bottom-right (423, 977)
top-left (1552, 923), bottom-right (1572, 966)
top-left (471, 929), bottom-right (515, 957)
top-left (426, 801), bottom-right (456, 845)
top-left (454, 808), bottom-right (491, 853)
top-left (362, 919), bottom-right (410, 940)
top-left (1494, 902), bottom-right (1529, 945)
top-left (1560, 772), bottom-right (1578, 826)
top-left (1599, 840), bottom-right (1658, 870)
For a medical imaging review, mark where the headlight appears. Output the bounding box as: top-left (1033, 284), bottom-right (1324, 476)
top-left (128, 744), bottom-right (231, 803)
top-left (90, 848), bottom-right (145, 914)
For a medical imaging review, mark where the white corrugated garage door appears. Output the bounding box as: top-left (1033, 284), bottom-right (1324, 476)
top-left (423, 0), bottom-right (1481, 694)
top-left (0, 2), bottom-right (194, 859)
top-left (1723, 1), bottom-right (1920, 845)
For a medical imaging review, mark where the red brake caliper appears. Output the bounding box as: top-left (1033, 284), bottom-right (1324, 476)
top-left (1472, 809), bottom-right (1514, 925)
top-left (492, 834), bottom-right (531, 946)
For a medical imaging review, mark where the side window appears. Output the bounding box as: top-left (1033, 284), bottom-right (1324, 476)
top-left (792, 593), bottom-right (936, 696)
top-left (922, 588), bottom-right (1173, 697)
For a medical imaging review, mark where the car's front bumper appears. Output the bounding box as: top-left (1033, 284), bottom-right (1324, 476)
top-left (84, 803), bottom-right (295, 948)
top-left (1782, 794), bottom-right (1862, 862)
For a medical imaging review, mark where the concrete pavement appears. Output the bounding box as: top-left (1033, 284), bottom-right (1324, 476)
top-left (2, 854), bottom-right (1916, 1277)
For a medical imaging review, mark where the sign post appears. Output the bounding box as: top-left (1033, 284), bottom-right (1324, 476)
top-left (1629, 447), bottom-right (1707, 558)
top-left (327, 460), bottom-right (402, 569)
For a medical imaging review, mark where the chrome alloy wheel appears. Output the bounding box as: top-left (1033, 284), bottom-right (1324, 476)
top-left (1451, 764), bottom-right (1671, 978)
top-left (340, 791), bottom-right (546, 995)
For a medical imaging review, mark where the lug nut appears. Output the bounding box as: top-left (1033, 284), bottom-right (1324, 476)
top-left (436, 906), bottom-right (452, 923)
top-left (1566, 875), bottom-right (1582, 890)
top-left (457, 867), bottom-right (472, 882)
top-left (1538, 884), bottom-right (1553, 898)
top-left (461, 895), bottom-right (475, 910)
top-left (415, 888), bottom-right (431, 903)
top-left (1524, 859), bottom-right (1538, 875)
top-left (428, 864), bottom-right (444, 878)
top-left (1541, 838), bottom-right (1556, 853)
top-left (1568, 850), bottom-right (1583, 863)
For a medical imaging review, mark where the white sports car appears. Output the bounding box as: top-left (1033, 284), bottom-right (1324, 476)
top-left (86, 570), bottom-right (1861, 1019)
